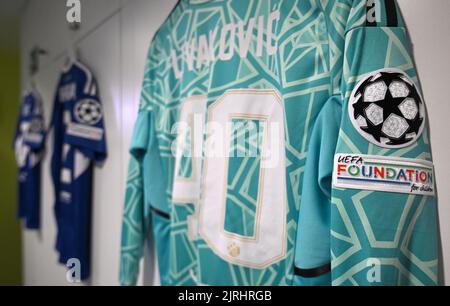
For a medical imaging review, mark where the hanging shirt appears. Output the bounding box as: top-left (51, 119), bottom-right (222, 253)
top-left (50, 61), bottom-right (107, 281)
top-left (121, 0), bottom-right (439, 286)
top-left (14, 89), bottom-right (46, 229)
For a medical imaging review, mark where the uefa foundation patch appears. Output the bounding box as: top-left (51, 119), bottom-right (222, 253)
top-left (333, 154), bottom-right (435, 196)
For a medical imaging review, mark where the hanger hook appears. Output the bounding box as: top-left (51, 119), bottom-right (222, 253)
top-left (30, 46), bottom-right (48, 76)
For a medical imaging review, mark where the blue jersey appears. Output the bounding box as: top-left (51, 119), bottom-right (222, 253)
top-left (14, 89), bottom-right (45, 229)
top-left (50, 61), bottom-right (107, 280)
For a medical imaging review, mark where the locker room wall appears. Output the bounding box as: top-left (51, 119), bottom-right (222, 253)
top-left (397, 0), bottom-right (450, 285)
top-left (20, 0), bottom-right (450, 285)
top-left (20, 0), bottom-right (178, 286)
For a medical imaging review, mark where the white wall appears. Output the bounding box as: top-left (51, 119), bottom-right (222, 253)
top-left (20, 0), bottom-right (450, 285)
top-left (20, 0), bottom-right (177, 286)
top-left (397, 0), bottom-right (450, 285)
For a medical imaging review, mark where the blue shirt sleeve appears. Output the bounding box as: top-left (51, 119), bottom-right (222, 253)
top-left (65, 78), bottom-right (107, 162)
top-left (23, 93), bottom-right (46, 151)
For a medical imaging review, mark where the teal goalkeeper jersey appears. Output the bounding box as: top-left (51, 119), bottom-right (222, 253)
top-left (120, 0), bottom-right (439, 286)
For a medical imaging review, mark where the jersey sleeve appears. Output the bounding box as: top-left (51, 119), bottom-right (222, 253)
top-left (141, 112), bottom-right (171, 286)
top-left (120, 45), bottom-right (172, 284)
top-left (295, 0), bottom-right (439, 286)
top-left (120, 152), bottom-right (148, 286)
top-left (23, 94), bottom-right (46, 151)
top-left (120, 106), bottom-right (172, 286)
top-left (14, 92), bottom-right (46, 152)
top-left (120, 108), bottom-right (155, 286)
top-left (65, 78), bottom-right (107, 162)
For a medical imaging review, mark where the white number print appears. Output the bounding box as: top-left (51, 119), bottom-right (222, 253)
top-left (172, 90), bottom-right (288, 268)
top-left (199, 90), bottom-right (287, 269)
top-left (172, 96), bottom-right (207, 241)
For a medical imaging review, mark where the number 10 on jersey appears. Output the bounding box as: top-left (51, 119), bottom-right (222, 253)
top-left (173, 90), bottom-right (288, 269)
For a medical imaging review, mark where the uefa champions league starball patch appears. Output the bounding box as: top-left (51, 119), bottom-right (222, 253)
top-left (348, 68), bottom-right (425, 148)
top-left (74, 99), bottom-right (103, 125)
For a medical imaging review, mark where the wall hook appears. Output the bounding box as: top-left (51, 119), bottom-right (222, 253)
top-left (30, 46), bottom-right (48, 76)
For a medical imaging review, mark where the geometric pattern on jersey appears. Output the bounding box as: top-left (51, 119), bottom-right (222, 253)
top-left (128, 0), bottom-right (337, 286)
top-left (122, 0), bottom-right (439, 286)
top-left (121, 109), bottom-right (172, 286)
top-left (330, 1), bottom-right (438, 286)
top-left (120, 157), bottom-right (146, 286)
top-left (348, 69), bottom-right (425, 149)
top-left (50, 61), bottom-right (107, 281)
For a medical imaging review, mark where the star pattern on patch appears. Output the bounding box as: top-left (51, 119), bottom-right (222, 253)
top-left (350, 70), bottom-right (425, 148)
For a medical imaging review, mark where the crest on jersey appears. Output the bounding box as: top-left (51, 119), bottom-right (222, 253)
top-left (348, 68), bottom-right (425, 149)
top-left (30, 118), bottom-right (44, 133)
top-left (74, 99), bottom-right (103, 125)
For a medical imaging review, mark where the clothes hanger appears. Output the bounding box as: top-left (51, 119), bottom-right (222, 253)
top-left (64, 24), bottom-right (80, 70)
top-left (28, 47), bottom-right (47, 95)
top-left (64, 42), bottom-right (78, 71)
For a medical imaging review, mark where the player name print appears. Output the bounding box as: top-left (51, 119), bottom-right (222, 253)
top-left (333, 154), bottom-right (435, 196)
top-left (171, 9), bottom-right (280, 79)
